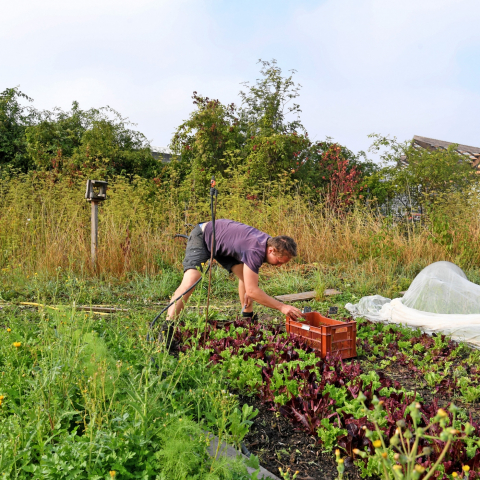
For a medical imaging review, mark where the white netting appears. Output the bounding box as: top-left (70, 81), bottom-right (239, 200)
top-left (402, 261), bottom-right (480, 315)
top-left (345, 261), bottom-right (480, 347)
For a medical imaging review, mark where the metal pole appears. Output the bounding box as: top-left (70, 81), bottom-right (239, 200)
top-left (203, 177), bottom-right (217, 342)
top-left (91, 200), bottom-right (99, 269)
top-left (204, 192), bottom-right (217, 323)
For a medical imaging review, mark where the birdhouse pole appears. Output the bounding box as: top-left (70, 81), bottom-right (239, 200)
top-left (91, 200), bottom-right (99, 267)
top-left (85, 180), bottom-right (108, 270)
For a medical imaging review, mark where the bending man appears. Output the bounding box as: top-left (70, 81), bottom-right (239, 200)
top-left (167, 219), bottom-right (304, 321)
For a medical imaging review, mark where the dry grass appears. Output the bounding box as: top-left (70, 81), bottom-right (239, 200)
top-left (1, 172), bottom-right (479, 294)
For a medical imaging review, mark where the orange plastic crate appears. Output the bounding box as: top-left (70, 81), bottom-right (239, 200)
top-left (286, 311), bottom-right (357, 359)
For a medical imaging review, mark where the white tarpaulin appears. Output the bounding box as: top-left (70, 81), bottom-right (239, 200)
top-left (345, 261), bottom-right (480, 348)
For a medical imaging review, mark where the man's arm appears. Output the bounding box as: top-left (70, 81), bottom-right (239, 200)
top-left (243, 264), bottom-right (304, 320)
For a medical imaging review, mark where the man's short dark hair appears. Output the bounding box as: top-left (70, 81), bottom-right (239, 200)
top-left (267, 236), bottom-right (297, 257)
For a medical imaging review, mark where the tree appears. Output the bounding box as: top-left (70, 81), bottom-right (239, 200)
top-left (170, 92), bottom-right (244, 184)
top-left (238, 59), bottom-right (304, 137)
top-left (0, 87), bottom-right (38, 172)
top-left (169, 59), bottom-right (382, 210)
top-left (369, 134), bottom-right (478, 214)
top-left (170, 60), bottom-right (310, 192)
top-left (25, 103), bottom-right (159, 178)
top-left (25, 101), bottom-right (87, 171)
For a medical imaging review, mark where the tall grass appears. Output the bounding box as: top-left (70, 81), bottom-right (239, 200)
top-left (1, 172), bottom-right (479, 292)
top-left (0, 173), bottom-right (184, 277)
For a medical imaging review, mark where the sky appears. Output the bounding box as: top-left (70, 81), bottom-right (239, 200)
top-left (2, 0), bottom-right (480, 160)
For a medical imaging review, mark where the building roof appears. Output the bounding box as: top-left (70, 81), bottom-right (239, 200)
top-left (399, 135), bottom-right (480, 172)
top-left (150, 146), bottom-right (175, 163)
top-left (151, 146), bottom-right (173, 155)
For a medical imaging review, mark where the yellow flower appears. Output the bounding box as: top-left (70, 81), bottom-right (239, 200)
top-left (437, 408), bottom-right (448, 418)
top-left (13, 342), bottom-right (21, 348)
top-left (393, 465), bottom-right (402, 471)
top-left (6, 328), bottom-right (11, 332)
top-left (109, 472), bottom-right (116, 478)
top-left (373, 440), bottom-right (382, 448)
top-left (452, 473), bottom-right (458, 478)
top-left (463, 465), bottom-right (470, 472)
top-left (414, 465), bottom-right (425, 473)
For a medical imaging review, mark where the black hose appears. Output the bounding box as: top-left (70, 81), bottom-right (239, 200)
top-left (148, 264), bottom-right (210, 333)
top-left (241, 442), bottom-right (252, 457)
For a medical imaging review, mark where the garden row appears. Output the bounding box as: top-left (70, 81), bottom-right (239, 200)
top-left (3, 297), bottom-right (480, 479)
top-left (0, 305), bottom-right (261, 479)
top-left (176, 315), bottom-right (480, 479)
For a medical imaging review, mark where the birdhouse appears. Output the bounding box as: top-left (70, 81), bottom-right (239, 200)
top-left (85, 180), bottom-right (108, 202)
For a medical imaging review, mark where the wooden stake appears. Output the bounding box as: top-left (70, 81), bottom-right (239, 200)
top-left (91, 200), bottom-right (99, 269)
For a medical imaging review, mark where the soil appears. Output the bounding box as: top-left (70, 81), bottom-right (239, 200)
top-left (376, 361), bottom-right (480, 423)
top-left (237, 354), bottom-right (480, 480)
top-left (238, 394), bottom-right (367, 480)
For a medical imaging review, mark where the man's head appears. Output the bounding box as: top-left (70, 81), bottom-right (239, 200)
top-left (265, 236), bottom-right (297, 266)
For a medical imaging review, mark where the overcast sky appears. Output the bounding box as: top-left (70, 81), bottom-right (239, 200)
top-left (2, 0), bottom-right (479, 159)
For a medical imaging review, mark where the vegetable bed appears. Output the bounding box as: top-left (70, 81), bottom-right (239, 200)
top-left (176, 315), bottom-right (480, 479)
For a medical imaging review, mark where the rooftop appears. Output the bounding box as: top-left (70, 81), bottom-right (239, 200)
top-left (150, 146), bottom-right (175, 163)
top-left (399, 135), bottom-right (480, 172)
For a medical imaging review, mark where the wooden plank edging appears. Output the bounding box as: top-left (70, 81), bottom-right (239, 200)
top-left (274, 289), bottom-right (341, 302)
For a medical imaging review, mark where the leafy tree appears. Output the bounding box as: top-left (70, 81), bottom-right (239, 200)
top-left (170, 60), bottom-right (311, 193)
top-left (0, 89), bottom-right (161, 178)
top-left (170, 59), bottom-right (379, 210)
top-left (0, 87), bottom-right (38, 172)
top-left (238, 59), bottom-right (304, 137)
top-left (298, 141), bottom-right (366, 203)
top-left (361, 166), bottom-right (397, 208)
top-left (69, 108), bottom-right (158, 178)
top-left (25, 104), bottom-right (159, 178)
top-left (25, 102), bottom-right (87, 170)
top-left (242, 132), bottom-right (309, 186)
top-left (369, 134), bottom-right (478, 213)
top-left (237, 60), bottom-right (310, 186)
top-left (170, 93), bottom-right (243, 184)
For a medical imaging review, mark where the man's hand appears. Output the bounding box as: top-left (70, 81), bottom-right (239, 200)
top-left (280, 304), bottom-right (305, 321)
top-left (241, 264), bottom-right (305, 320)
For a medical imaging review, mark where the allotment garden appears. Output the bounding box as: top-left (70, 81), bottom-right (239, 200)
top-left (2, 263), bottom-right (480, 479)
top-left (2, 61), bottom-right (480, 479)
